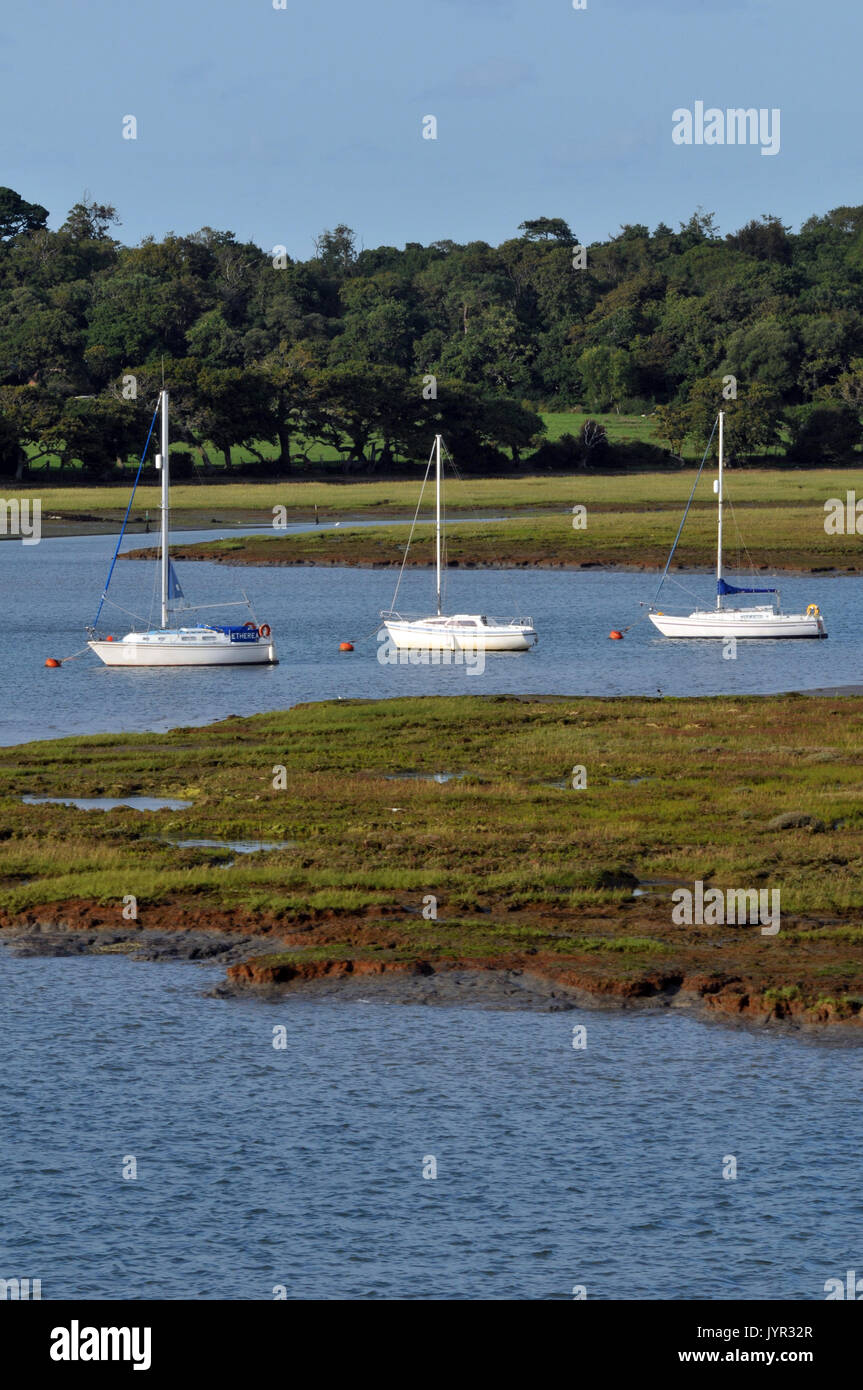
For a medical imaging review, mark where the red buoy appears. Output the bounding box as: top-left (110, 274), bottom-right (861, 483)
top-left (106, 634), bottom-right (114, 642)
top-left (609, 630), bottom-right (623, 641)
top-left (339, 641), bottom-right (354, 652)
top-left (45, 658), bottom-right (60, 667)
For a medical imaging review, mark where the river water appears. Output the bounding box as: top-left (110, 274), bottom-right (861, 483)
top-left (2, 952), bottom-right (860, 1301)
top-left (2, 526), bottom-right (861, 1301)
top-left (2, 526), bottom-right (861, 745)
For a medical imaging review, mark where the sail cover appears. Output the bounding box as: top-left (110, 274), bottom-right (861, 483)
top-left (717, 578), bottom-right (777, 596)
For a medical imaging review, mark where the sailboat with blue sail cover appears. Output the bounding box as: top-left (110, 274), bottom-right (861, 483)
top-left (87, 389), bottom-right (277, 666)
top-left (649, 410), bottom-right (827, 639)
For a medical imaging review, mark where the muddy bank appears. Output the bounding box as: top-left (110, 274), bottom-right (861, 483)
top-left (0, 920), bottom-right (276, 966)
top-left (4, 911), bottom-right (859, 1036)
top-left (221, 950), bottom-right (863, 1033)
top-left (121, 537), bottom-right (853, 577)
top-left (218, 965), bottom-right (863, 1044)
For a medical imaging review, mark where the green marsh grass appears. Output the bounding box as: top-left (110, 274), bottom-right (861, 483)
top-left (1, 694), bottom-right (862, 1011)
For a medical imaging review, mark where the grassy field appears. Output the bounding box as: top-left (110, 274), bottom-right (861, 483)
top-left (239, 411), bottom-right (666, 462)
top-left (13, 464), bottom-right (863, 529)
top-left (23, 411), bottom-right (664, 476)
top-left (149, 485), bottom-right (863, 573)
top-left (2, 694), bottom-right (862, 1023)
top-left (538, 410), bottom-right (658, 445)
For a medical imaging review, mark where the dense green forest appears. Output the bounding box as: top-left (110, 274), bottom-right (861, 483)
top-left (2, 187), bottom-right (863, 480)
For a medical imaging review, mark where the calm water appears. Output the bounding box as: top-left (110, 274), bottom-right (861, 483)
top-left (1, 952), bottom-right (860, 1301)
top-left (1, 526), bottom-right (861, 744)
top-left (3, 527), bottom-right (861, 1302)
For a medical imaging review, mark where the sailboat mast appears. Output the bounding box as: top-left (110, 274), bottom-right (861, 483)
top-left (159, 389), bottom-right (170, 629)
top-left (716, 409), bottom-right (724, 611)
top-left (435, 433), bottom-right (442, 616)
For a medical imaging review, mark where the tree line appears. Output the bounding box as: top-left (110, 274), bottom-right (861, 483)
top-left (1, 188), bottom-right (863, 479)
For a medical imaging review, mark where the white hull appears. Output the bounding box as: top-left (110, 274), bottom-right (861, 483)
top-left (650, 411), bottom-right (827, 643)
top-left (382, 435), bottom-right (538, 651)
top-left (649, 608), bottom-right (826, 639)
top-left (89, 631), bottom-right (277, 666)
top-left (384, 616), bottom-right (536, 652)
top-left (88, 392), bottom-right (277, 671)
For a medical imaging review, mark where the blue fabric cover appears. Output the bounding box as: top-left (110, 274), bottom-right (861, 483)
top-left (717, 578), bottom-right (777, 596)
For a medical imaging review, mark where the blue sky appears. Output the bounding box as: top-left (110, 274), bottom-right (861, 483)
top-left (2, 0), bottom-right (860, 256)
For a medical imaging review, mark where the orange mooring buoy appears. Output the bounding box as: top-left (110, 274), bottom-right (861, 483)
top-left (609, 630), bottom-right (624, 641)
top-left (339, 641), bottom-right (354, 652)
top-left (45, 658), bottom-right (60, 667)
top-left (106, 634), bottom-right (114, 642)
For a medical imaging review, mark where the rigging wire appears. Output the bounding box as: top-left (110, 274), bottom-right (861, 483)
top-left (388, 440), bottom-right (435, 615)
top-left (91, 397), bottom-right (161, 630)
top-left (725, 488), bottom-right (765, 581)
top-left (99, 594), bottom-right (153, 627)
top-left (649, 416), bottom-right (718, 608)
top-left (653, 572), bottom-right (710, 604)
top-left (611, 420), bottom-right (721, 636)
top-left (441, 438), bottom-right (527, 621)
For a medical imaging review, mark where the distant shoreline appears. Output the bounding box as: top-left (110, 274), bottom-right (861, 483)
top-left (121, 527), bottom-right (863, 576)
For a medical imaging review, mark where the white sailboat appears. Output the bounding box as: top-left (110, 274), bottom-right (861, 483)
top-left (649, 411), bottom-right (826, 639)
top-left (381, 434), bottom-right (537, 652)
top-left (88, 390), bottom-right (278, 666)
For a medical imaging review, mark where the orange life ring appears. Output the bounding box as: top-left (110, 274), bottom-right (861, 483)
top-left (259, 624), bottom-right (271, 638)
top-left (243, 621), bottom-right (257, 630)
